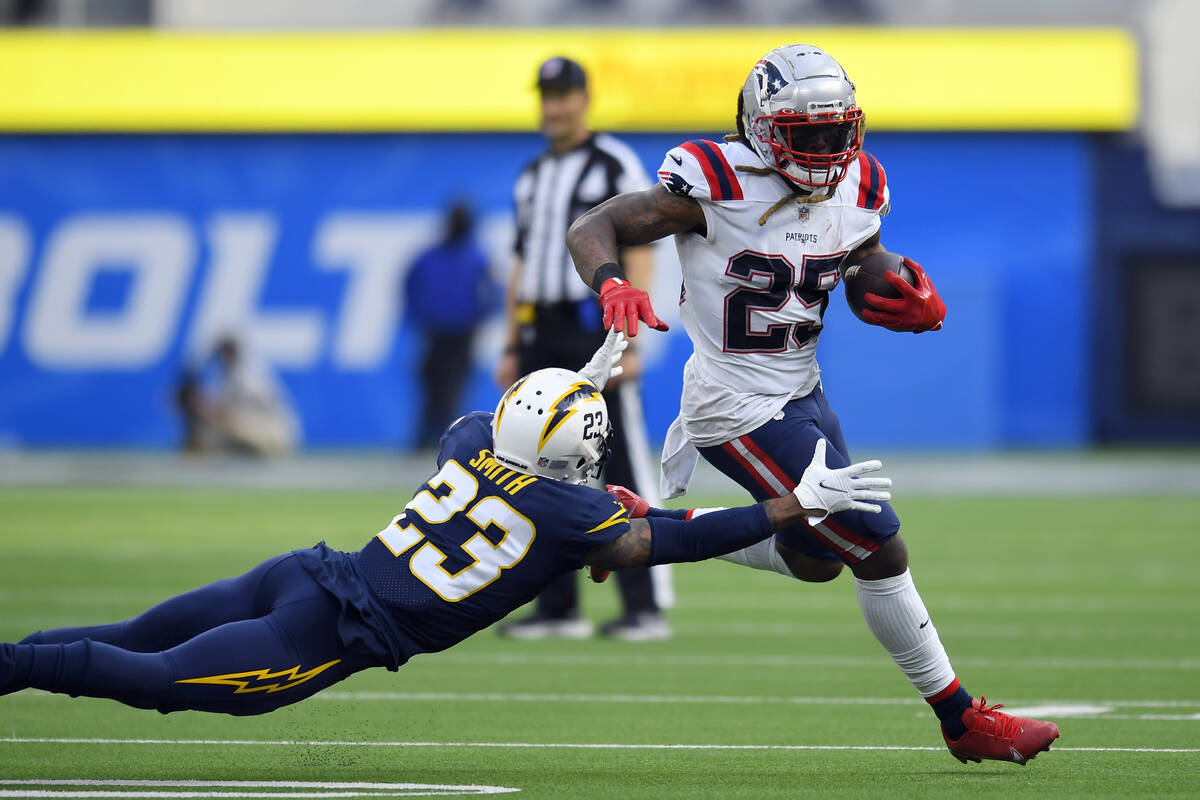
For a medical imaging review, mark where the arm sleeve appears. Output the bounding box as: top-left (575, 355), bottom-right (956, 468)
top-left (647, 504), bottom-right (773, 566)
top-left (643, 506), bottom-right (690, 520)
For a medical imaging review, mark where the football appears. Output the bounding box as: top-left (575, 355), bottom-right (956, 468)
top-left (841, 251), bottom-right (916, 322)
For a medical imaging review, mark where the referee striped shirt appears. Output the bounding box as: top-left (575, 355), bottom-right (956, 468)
top-left (513, 133), bottom-right (650, 304)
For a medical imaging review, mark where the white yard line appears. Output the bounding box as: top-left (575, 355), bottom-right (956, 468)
top-left (0, 784), bottom-right (497, 790)
top-left (1, 738), bottom-right (1196, 755)
top-left (664, 621), bottom-right (1200, 640)
top-left (416, 652), bottom-right (1200, 670)
top-left (0, 794), bottom-right (488, 798)
top-left (313, 692), bottom-right (1200, 711)
top-left (0, 781), bottom-right (518, 798)
top-left (12, 689), bottom-right (1200, 710)
top-left (314, 692), bottom-right (926, 706)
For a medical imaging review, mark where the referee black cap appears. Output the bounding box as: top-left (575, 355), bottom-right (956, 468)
top-left (536, 56), bottom-right (588, 92)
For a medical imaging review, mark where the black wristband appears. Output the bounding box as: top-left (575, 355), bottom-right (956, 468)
top-left (590, 262), bottom-right (626, 294)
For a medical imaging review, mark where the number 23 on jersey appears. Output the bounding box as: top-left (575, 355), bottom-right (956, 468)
top-left (376, 461), bottom-right (536, 602)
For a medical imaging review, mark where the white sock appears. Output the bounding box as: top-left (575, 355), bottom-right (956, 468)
top-left (855, 568), bottom-right (956, 697)
top-left (718, 535), bottom-right (793, 578)
top-left (688, 506), bottom-right (794, 577)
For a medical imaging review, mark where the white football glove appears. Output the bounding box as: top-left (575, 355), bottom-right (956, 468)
top-left (792, 439), bottom-right (892, 525)
top-left (578, 329), bottom-right (628, 391)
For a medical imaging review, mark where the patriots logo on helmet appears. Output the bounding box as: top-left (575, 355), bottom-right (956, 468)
top-left (754, 59), bottom-right (790, 99)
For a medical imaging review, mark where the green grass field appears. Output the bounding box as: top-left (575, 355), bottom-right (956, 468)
top-left (1, 487), bottom-right (1198, 798)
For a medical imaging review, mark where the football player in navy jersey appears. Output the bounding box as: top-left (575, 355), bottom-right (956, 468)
top-left (0, 332), bottom-right (891, 717)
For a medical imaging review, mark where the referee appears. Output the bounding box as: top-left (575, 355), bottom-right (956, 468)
top-left (495, 56), bottom-right (672, 642)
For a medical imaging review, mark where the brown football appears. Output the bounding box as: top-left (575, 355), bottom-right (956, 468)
top-left (841, 251), bottom-right (916, 322)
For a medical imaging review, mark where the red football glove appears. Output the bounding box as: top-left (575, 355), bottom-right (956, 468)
top-left (599, 278), bottom-right (669, 337)
top-left (588, 484), bottom-right (652, 583)
top-left (607, 484), bottom-right (650, 518)
top-left (861, 258), bottom-right (946, 333)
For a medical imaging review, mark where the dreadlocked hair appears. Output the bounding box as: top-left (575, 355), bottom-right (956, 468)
top-left (725, 91), bottom-right (750, 146)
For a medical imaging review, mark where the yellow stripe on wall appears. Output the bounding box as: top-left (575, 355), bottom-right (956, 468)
top-left (0, 28), bottom-right (1137, 132)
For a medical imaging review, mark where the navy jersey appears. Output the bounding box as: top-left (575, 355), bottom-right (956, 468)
top-left (300, 412), bottom-right (631, 666)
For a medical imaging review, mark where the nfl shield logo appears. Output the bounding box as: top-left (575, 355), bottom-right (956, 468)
top-left (796, 205), bottom-right (810, 223)
top-left (537, 457), bottom-right (550, 468)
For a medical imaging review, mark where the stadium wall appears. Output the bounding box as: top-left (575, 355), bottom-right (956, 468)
top-left (0, 132), bottom-right (1093, 449)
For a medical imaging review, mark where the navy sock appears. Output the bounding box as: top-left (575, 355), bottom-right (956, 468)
top-left (928, 678), bottom-right (973, 739)
top-left (1, 641), bottom-right (41, 696)
top-left (0, 643), bottom-right (18, 695)
top-left (5, 639), bottom-right (170, 710)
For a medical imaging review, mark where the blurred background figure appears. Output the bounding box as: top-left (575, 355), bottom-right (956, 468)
top-left (404, 202), bottom-right (497, 449)
top-left (175, 336), bottom-right (299, 457)
top-left (494, 56), bottom-right (672, 643)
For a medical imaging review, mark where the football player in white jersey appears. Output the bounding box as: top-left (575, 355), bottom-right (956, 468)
top-left (566, 44), bottom-right (1060, 766)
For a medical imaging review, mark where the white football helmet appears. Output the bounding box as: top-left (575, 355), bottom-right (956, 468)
top-left (740, 44), bottom-right (864, 191)
top-left (492, 368), bottom-right (610, 485)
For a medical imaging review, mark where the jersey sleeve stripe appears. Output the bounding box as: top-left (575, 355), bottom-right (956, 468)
top-left (585, 507), bottom-right (631, 534)
top-left (856, 152), bottom-right (886, 211)
top-left (696, 140), bottom-right (743, 201)
top-left (679, 142), bottom-right (723, 200)
top-left (681, 140), bottom-right (743, 201)
top-left (855, 152), bottom-right (872, 208)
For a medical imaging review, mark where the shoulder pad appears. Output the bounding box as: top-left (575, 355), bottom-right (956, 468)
top-left (657, 139), bottom-right (744, 202)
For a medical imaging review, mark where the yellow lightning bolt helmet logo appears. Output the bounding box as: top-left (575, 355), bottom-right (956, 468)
top-left (537, 380), bottom-right (601, 451)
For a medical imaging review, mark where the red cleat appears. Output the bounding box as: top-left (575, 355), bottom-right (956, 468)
top-left (943, 697), bottom-right (1060, 765)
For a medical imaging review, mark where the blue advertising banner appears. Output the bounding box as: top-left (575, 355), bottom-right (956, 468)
top-left (0, 133), bottom-right (1093, 449)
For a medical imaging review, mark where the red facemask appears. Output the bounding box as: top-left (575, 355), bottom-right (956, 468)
top-left (755, 108), bottom-right (865, 189)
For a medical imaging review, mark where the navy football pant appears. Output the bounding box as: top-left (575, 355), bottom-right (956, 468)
top-left (1, 553), bottom-right (377, 715)
top-left (698, 385), bottom-right (901, 564)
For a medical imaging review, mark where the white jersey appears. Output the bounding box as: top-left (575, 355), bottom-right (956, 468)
top-left (657, 138), bottom-right (890, 447)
